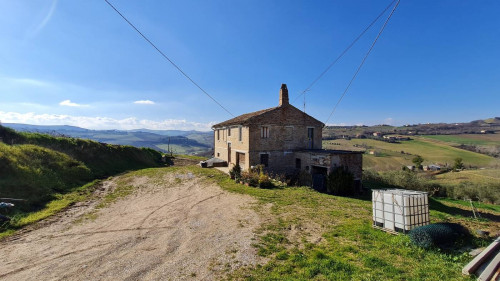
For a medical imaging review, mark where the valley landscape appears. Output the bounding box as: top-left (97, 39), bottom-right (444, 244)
top-left (2, 1), bottom-right (500, 280)
top-left (1, 116), bottom-right (499, 280)
top-left (2, 123), bottom-right (213, 156)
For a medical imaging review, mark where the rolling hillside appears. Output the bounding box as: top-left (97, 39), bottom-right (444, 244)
top-left (324, 137), bottom-right (500, 171)
top-left (2, 123), bottom-right (213, 155)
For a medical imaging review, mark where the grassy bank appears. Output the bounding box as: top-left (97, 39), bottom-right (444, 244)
top-left (0, 125), bottom-right (163, 235)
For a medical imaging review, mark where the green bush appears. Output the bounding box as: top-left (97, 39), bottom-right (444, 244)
top-left (298, 170), bottom-right (312, 186)
top-left (326, 167), bottom-right (355, 195)
top-left (409, 223), bottom-right (469, 249)
top-left (447, 181), bottom-right (500, 204)
top-left (258, 173), bottom-right (273, 188)
top-left (229, 164), bottom-right (242, 181)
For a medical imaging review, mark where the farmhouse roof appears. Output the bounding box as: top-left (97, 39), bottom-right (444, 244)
top-left (212, 84), bottom-right (324, 128)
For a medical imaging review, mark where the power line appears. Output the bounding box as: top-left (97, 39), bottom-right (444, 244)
top-left (103, 0), bottom-right (234, 117)
top-left (324, 0), bottom-right (400, 125)
top-left (292, 0), bottom-right (397, 104)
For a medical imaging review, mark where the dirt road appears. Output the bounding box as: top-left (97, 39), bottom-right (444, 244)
top-left (0, 170), bottom-right (261, 280)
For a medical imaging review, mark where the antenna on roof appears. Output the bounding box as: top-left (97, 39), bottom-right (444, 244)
top-left (303, 91), bottom-right (306, 113)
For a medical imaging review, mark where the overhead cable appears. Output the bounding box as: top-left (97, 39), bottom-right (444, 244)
top-left (324, 0), bottom-right (400, 125)
top-left (103, 0), bottom-right (234, 117)
top-left (292, 0), bottom-right (398, 104)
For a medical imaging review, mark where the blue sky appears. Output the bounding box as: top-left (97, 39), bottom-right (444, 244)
top-left (1, 0), bottom-right (499, 131)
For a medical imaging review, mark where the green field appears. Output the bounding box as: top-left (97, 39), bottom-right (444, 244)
top-left (422, 134), bottom-right (500, 146)
top-left (324, 138), bottom-right (500, 171)
top-left (433, 169), bottom-right (500, 185)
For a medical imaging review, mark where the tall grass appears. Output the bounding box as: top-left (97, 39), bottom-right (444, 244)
top-left (0, 143), bottom-right (92, 209)
top-left (0, 125), bottom-right (163, 233)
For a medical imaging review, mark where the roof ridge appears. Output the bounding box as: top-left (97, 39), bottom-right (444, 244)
top-left (212, 104), bottom-right (323, 128)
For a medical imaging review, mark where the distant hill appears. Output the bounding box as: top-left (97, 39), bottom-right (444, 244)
top-left (323, 117), bottom-right (500, 139)
top-left (3, 123), bottom-right (90, 132)
top-left (2, 123), bottom-right (213, 156)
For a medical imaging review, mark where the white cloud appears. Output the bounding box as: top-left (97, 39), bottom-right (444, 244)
top-left (59, 100), bottom-right (87, 107)
top-left (133, 100), bottom-right (155, 105)
top-left (0, 111), bottom-right (213, 131)
top-left (325, 123), bottom-right (347, 126)
top-left (9, 77), bottom-right (52, 87)
top-left (383, 118), bottom-right (394, 125)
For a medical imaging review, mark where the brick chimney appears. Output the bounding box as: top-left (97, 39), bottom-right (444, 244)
top-left (279, 84), bottom-right (289, 106)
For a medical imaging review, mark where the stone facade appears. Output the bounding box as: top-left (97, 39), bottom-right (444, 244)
top-left (212, 84), bottom-right (362, 188)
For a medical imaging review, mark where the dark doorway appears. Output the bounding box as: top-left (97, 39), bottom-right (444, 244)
top-left (236, 152), bottom-right (245, 167)
top-left (227, 143), bottom-right (231, 163)
top-left (260, 154), bottom-right (269, 167)
top-left (311, 166), bottom-right (327, 192)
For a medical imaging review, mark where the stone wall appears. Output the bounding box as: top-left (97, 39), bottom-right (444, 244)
top-left (295, 151), bottom-right (363, 180)
top-left (248, 150), bottom-right (296, 174)
top-left (248, 123), bottom-right (322, 152)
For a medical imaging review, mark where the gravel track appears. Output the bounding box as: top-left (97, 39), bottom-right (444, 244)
top-left (0, 171), bottom-right (261, 280)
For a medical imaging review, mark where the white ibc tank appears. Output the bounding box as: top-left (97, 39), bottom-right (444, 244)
top-left (372, 189), bottom-right (429, 233)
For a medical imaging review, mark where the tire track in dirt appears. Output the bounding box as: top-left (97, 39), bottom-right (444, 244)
top-left (0, 171), bottom-right (262, 280)
top-left (0, 242), bottom-right (112, 278)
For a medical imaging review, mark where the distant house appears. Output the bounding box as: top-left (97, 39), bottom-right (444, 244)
top-left (373, 132), bottom-right (382, 137)
top-left (423, 165), bottom-right (440, 171)
top-left (480, 130), bottom-right (494, 134)
top-left (406, 165), bottom-right (416, 171)
top-left (211, 84), bottom-right (363, 191)
top-left (395, 136), bottom-right (411, 141)
top-left (383, 135), bottom-right (410, 141)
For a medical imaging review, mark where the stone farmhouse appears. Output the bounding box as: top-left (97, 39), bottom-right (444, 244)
top-left (211, 84), bottom-right (362, 191)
